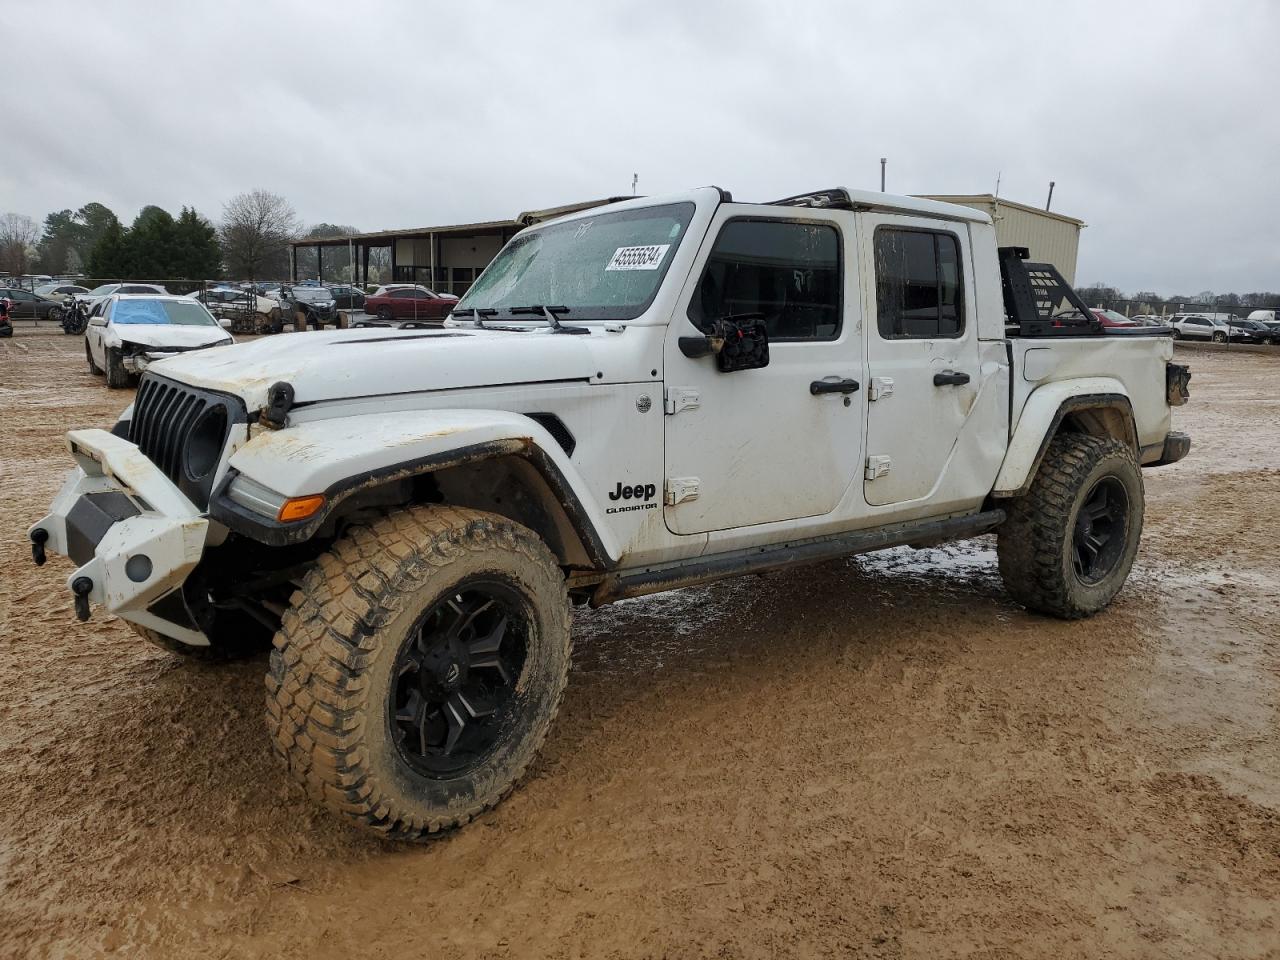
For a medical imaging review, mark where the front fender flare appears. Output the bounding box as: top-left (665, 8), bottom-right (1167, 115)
top-left (992, 378), bottom-right (1135, 498)
top-left (210, 409), bottom-right (618, 564)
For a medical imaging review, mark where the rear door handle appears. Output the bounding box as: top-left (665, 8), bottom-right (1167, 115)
top-left (810, 378), bottom-right (860, 395)
top-left (933, 370), bottom-right (971, 386)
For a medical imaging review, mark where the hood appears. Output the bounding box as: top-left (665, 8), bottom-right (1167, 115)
top-left (153, 326), bottom-right (600, 409)
top-left (114, 324), bottom-right (233, 350)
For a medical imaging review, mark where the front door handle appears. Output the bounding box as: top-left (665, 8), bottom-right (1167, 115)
top-left (810, 378), bottom-right (860, 395)
top-left (933, 370), bottom-right (971, 386)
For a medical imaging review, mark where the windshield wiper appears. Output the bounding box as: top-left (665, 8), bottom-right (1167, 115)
top-left (507, 305), bottom-right (590, 335)
top-left (451, 307), bottom-right (498, 328)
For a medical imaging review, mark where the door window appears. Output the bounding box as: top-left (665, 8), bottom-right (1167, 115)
top-left (874, 228), bottom-right (964, 339)
top-left (688, 219), bottom-right (841, 340)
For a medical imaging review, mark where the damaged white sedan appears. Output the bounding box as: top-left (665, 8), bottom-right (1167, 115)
top-left (85, 295), bottom-right (234, 388)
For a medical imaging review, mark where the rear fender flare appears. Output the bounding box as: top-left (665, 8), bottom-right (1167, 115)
top-left (993, 379), bottom-right (1136, 498)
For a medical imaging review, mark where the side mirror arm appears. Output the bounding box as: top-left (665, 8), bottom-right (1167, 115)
top-left (677, 334), bottom-right (725, 359)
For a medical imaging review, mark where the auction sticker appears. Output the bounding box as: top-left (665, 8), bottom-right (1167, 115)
top-left (606, 244), bottom-right (671, 271)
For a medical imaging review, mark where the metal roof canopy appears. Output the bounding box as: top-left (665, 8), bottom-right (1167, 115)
top-left (293, 197), bottom-right (631, 249)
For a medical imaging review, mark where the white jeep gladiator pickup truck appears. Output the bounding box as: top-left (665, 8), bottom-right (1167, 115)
top-left (29, 186), bottom-right (1190, 839)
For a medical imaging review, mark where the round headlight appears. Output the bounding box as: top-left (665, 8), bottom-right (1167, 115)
top-left (184, 405), bottom-right (229, 480)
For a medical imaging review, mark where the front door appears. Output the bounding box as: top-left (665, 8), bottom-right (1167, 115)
top-left (663, 206), bottom-right (865, 536)
top-left (860, 215), bottom-right (983, 507)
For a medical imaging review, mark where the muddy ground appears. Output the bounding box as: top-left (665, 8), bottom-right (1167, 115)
top-left (1, 334), bottom-right (1278, 959)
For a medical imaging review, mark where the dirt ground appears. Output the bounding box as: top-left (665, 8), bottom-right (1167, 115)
top-left (2, 334), bottom-right (1278, 959)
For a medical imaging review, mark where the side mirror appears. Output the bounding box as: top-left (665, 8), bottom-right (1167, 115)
top-left (217, 318), bottom-right (233, 330)
top-left (678, 313), bottom-right (770, 373)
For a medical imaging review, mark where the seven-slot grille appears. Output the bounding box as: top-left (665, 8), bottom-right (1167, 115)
top-left (128, 375), bottom-right (236, 508)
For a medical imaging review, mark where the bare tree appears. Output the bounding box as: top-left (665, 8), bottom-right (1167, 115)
top-left (219, 190), bottom-right (301, 280)
top-left (0, 212), bottom-right (41, 275)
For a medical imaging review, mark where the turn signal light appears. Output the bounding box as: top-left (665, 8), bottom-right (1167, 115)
top-left (277, 494), bottom-right (326, 523)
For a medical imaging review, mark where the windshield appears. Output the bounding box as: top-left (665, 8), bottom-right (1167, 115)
top-left (455, 202), bottom-right (696, 321)
top-left (111, 299), bottom-right (219, 326)
top-left (88, 284), bottom-right (117, 296)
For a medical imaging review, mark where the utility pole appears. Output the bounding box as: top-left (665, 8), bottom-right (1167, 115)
top-left (1045, 181), bottom-right (1056, 211)
top-left (880, 158), bottom-right (887, 192)
top-left (632, 173), bottom-right (638, 196)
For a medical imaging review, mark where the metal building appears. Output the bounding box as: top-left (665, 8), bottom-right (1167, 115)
top-left (919, 195), bottom-right (1085, 285)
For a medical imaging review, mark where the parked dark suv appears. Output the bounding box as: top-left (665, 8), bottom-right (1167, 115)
top-left (279, 284), bottom-right (340, 330)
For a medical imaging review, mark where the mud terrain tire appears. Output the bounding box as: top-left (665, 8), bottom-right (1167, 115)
top-left (997, 433), bottom-right (1143, 619)
top-left (86, 340), bottom-right (102, 375)
top-left (105, 347), bottom-right (130, 388)
top-left (266, 506), bottom-right (572, 839)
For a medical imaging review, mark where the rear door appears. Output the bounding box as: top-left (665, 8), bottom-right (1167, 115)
top-left (391, 289), bottom-right (416, 318)
top-left (860, 216), bottom-right (985, 507)
top-left (7, 289), bottom-right (38, 318)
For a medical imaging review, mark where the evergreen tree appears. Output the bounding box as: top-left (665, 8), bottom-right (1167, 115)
top-left (172, 207), bottom-right (222, 279)
top-left (34, 209), bottom-right (82, 274)
top-left (87, 219), bottom-right (129, 278)
top-left (126, 206), bottom-right (177, 280)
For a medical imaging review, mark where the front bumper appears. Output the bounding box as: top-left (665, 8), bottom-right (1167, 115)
top-left (122, 352), bottom-right (174, 374)
top-left (28, 428), bottom-right (211, 645)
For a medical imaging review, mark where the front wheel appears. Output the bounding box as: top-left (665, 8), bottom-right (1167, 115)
top-left (266, 506), bottom-right (573, 839)
top-left (997, 433), bottom-right (1144, 619)
top-left (49, 305), bottom-right (65, 324)
top-left (376, 305), bottom-right (394, 322)
top-left (1212, 331), bottom-right (1227, 343)
top-left (105, 347), bottom-right (130, 388)
top-left (1170, 328), bottom-right (1181, 340)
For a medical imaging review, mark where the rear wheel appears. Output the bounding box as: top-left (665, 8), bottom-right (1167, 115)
top-left (85, 340), bottom-right (102, 374)
top-left (997, 433), bottom-right (1144, 619)
top-left (266, 506), bottom-right (572, 839)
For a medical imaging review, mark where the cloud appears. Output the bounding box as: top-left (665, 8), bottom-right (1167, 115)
top-left (4, 0), bottom-right (1276, 293)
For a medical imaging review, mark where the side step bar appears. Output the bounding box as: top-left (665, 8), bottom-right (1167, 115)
top-left (590, 509), bottom-right (1006, 606)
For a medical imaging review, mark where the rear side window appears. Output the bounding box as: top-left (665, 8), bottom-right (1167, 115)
top-left (874, 228), bottom-right (964, 339)
top-left (688, 219), bottom-right (841, 340)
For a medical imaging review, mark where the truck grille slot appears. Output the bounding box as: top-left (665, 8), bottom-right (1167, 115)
top-left (128, 375), bottom-right (240, 509)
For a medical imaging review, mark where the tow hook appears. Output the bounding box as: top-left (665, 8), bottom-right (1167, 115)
top-left (30, 528), bottom-right (48, 566)
top-left (71, 577), bottom-right (93, 622)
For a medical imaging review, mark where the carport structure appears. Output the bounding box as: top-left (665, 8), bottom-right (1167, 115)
top-left (291, 198), bottom-right (626, 297)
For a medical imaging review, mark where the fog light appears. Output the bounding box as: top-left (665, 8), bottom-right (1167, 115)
top-left (278, 495), bottom-right (326, 523)
top-left (125, 554), bottom-right (153, 583)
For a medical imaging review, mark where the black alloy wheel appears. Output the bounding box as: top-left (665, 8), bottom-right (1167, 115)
top-left (1072, 477), bottom-right (1128, 584)
top-left (389, 580), bottom-right (529, 779)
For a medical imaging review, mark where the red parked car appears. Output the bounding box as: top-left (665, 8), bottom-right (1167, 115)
top-left (362, 285), bottom-right (459, 324)
top-left (1090, 308), bottom-right (1139, 328)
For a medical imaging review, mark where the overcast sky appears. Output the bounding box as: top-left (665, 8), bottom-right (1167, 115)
top-left (4, 0), bottom-right (1277, 294)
